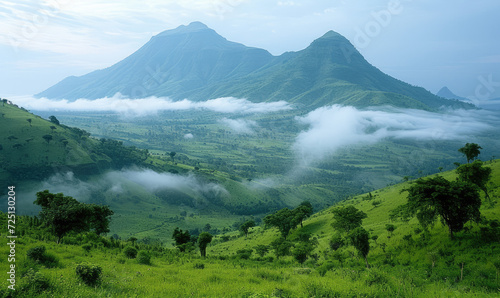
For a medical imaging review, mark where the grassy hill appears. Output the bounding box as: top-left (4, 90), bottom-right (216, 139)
top-left (2, 160), bottom-right (498, 297)
top-left (0, 102), bottom-right (112, 183)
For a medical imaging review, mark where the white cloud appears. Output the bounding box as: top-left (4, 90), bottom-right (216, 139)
top-left (184, 133), bottom-right (194, 139)
top-left (218, 118), bottom-right (258, 134)
top-left (293, 105), bottom-right (495, 166)
top-left (10, 94), bottom-right (291, 116)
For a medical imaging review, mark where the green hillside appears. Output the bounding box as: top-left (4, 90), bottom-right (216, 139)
top-left (1, 160), bottom-right (498, 297)
top-left (0, 102), bottom-right (111, 183)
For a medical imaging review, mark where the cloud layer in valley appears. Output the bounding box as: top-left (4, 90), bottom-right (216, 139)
top-left (10, 94), bottom-right (292, 116)
top-left (218, 118), bottom-right (258, 134)
top-left (293, 105), bottom-right (497, 166)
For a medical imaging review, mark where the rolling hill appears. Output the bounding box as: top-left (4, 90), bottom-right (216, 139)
top-left (36, 22), bottom-right (471, 111)
top-left (1, 159), bottom-right (498, 297)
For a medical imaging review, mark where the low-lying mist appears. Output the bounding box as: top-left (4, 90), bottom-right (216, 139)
top-left (293, 105), bottom-right (498, 167)
top-left (11, 94), bottom-right (291, 116)
top-left (13, 168), bottom-right (229, 214)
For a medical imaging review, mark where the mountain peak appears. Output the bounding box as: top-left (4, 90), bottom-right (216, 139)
top-left (155, 21), bottom-right (211, 37)
top-left (437, 86), bottom-right (469, 102)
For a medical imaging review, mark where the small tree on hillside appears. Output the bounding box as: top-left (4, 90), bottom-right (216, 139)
top-left (348, 227), bottom-right (370, 268)
top-left (239, 220), bottom-right (255, 237)
top-left (402, 176), bottom-right (481, 239)
top-left (198, 232), bottom-right (213, 257)
top-left (331, 205), bottom-right (367, 234)
top-left (34, 190), bottom-right (113, 243)
top-left (49, 115), bottom-right (60, 125)
top-left (293, 201), bottom-right (314, 228)
top-left (172, 228), bottom-right (192, 252)
top-left (264, 208), bottom-right (295, 240)
top-left (456, 160), bottom-right (492, 202)
top-left (42, 134), bottom-right (53, 144)
top-left (458, 143), bottom-right (482, 163)
top-left (169, 151), bottom-right (176, 163)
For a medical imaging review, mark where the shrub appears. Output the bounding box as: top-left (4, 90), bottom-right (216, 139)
top-left (193, 263), bottom-right (205, 269)
top-left (317, 261), bottom-right (335, 277)
top-left (236, 249), bottom-right (253, 260)
top-left (75, 263), bottom-right (102, 286)
top-left (123, 246), bottom-right (138, 259)
top-left (82, 244), bottom-right (92, 252)
top-left (26, 245), bottom-right (58, 268)
top-left (27, 246), bottom-right (46, 262)
top-left (137, 250), bottom-right (151, 265)
top-left (21, 268), bottom-right (51, 293)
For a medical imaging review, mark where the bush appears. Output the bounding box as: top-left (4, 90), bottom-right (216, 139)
top-left (75, 263), bottom-right (102, 286)
top-left (27, 246), bottom-right (46, 262)
top-left (137, 250), bottom-right (151, 265)
top-left (21, 268), bottom-right (51, 293)
top-left (193, 263), bottom-right (205, 269)
top-left (123, 246), bottom-right (138, 259)
top-left (317, 261), bottom-right (335, 277)
top-left (82, 244), bottom-right (92, 252)
top-left (236, 249), bottom-right (253, 260)
top-left (26, 245), bottom-right (58, 268)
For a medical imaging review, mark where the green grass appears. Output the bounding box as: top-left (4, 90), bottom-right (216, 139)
top-left (1, 160), bottom-right (499, 296)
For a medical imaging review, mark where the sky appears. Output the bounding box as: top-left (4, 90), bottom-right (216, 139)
top-left (1, 0), bottom-right (500, 101)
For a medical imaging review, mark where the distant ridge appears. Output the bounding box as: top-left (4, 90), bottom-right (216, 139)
top-left (37, 22), bottom-right (472, 111)
top-left (436, 86), bottom-right (470, 102)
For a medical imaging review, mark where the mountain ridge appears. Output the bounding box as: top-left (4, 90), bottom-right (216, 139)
top-left (37, 22), bottom-right (472, 110)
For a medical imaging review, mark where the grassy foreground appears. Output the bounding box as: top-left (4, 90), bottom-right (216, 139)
top-left (1, 161), bottom-right (499, 297)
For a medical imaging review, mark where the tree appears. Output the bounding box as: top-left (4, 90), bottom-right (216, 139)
top-left (385, 224), bottom-right (396, 238)
top-left (331, 205), bottom-right (367, 234)
top-left (34, 190), bottom-right (113, 243)
top-left (27, 119), bottom-right (32, 127)
top-left (42, 134), bottom-right (53, 144)
top-left (293, 201), bottom-right (314, 228)
top-left (456, 160), bottom-right (492, 202)
top-left (458, 143), bottom-right (482, 163)
top-left (49, 115), bottom-right (60, 125)
top-left (172, 228), bottom-right (191, 252)
top-left (348, 227), bottom-right (370, 268)
top-left (239, 220), bottom-right (255, 237)
top-left (198, 232), bottom-right (213, 257)
top-left (264, 208), bottom-right (295, 240)
top-left (402, 176), bottom-right (481, 239)
top-left (255, 245), bottom-right (269, 257)
top-left (89, 205), bottom-right (114, 235)
top-left (169, 151), bottom-right (176, 163)
top-left (270, 238), bottom-right (293, 259)
top-left (203, 223), bottom-right (212, 232)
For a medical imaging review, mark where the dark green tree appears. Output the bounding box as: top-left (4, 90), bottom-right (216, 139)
top-left (270, 238), bottom-right (293, 259)
top-left (458, 143), bottom-right (482, 163)
top-left (264, 208), bottom-right (295, 240)
top-left (331, 205), bottom-right (367, 234)
top-left (348, 227), bottom-right (370, 268)
top-left (27, 118), bottom-right (32, 126)
top-left (172, 228), bottom-right (191, 252)
top-left (169, 151), bottom-right (176, 163)
top-left (402, 176), bottom-right (481, 239)
top-left (239, 220), bottom-right (255, 237)
top-left (456, 160), bottom-right (492, 201)
top-left (385, 224), bottom-right (396, 238)
top-left (42, 134), bottom-right (53, 144)
top-left (254, 245), bottom-right (269, 257)
top-left (34, 190), bottom-right (113, 243)
top-left (198, 232), bottom-right (213, 257)
top-left (49, 115), bottom-right (60, 125)
top-left (293, 201), bottom-right (314, 228)
top-left (89, 205), bottom-right (114, 235)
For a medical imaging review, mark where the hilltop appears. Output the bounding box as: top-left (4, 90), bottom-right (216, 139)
top-left (36, 22), bottom-right (471, 110)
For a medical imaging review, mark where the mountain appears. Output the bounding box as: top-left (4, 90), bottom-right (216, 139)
top-left (37, 22), bottom-right (274, 101)
top-left (37, 22), bottom-right (472, 110)
top-left (436, 86), bottom-right (471, 102)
